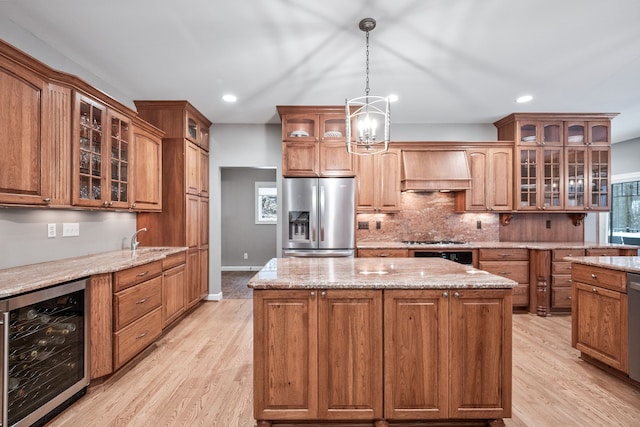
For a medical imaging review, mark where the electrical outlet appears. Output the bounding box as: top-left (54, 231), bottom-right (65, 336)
top-left (62, 222), bottom-right (80, 237)
top-left (477, 220), bottom-right (482, 230)
top-left (376, 221), bottom-right (381, 230)
top-left (357, 221), bottom-right (369, 230)
top-left (546, 220), bottom-right (552, 229)
top-left (47, 223), bottom-right (56, 238)
top-left (243, 252), bottom-right (248, 260)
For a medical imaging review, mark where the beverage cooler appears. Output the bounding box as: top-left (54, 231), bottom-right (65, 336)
top-left (0, 278), bottom-right (89, 427)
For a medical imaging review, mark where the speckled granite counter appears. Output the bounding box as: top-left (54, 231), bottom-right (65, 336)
top-left (0, 247), bottom-right (187, 298)
top-left (247, 257), bottom-right (518, 290)
top-left (568, 256), bottom-right (640, 274)
top-left (357, 240), bottom-right (639, 251)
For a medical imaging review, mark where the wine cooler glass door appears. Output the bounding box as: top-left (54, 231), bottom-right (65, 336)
top-left (1, 278), bottom-right (88, 427)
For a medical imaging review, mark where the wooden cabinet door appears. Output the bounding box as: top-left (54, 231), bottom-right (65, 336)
top-left (162, 263), bottom-right (186, 328)
top-left (185, 248), bottom-right (201, 308)
top-left (516, 146), bottom-right (563, 211)
top-left (488, 147), bottom-right (513, 211)
top-left (186, 194), bottom-right (200, 249)
top-left (384, 290), bottom-right (448, 420)
top-left (131, 121), bottom-right (162, 211)
top-left (107, 109), bottom-right (132, 209)
top-left (466, 149), bottom-right (489, 211)
top-left (185, 141), bottom-right (200, 195)
top-left (356, 149), bottom-right (400, 212)
top-left (319, 290), bottom-right (383, 420)
top-left (254, 290), bottom-right (318, 421)
top-left (283, 141), bottom-right (318, 176)
top-left (199, 247), bottom-right (209, 299)
top-left (572, 282), bottom-right (628, 372)
top-left (199, 148), bottom-right (209, 197)
top-left (449, 289), bottom-right (512, 419)
top-left (319, 141), bottom-right (354, 177)
top-left (0, 59), bottom-right (52, 205)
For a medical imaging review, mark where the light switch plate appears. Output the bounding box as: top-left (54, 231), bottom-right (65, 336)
top-left (47, 223), bottom-right (56, 238)
top-left (62, 222), bottom-right (80, 237)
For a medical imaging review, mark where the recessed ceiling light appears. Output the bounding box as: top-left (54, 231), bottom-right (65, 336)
top-left (516, 95), bottom-right (533, 103)
top-left (222, 94), bottom-right (237, 103)
top-left (388, 94), bottom-right (399, 103)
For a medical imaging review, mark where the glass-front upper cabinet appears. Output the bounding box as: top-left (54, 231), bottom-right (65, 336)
top-left (516, 146), bottom-right (563, 210)
top-left (566, 121), bottom-right (611, 146)
top-left (564, 146), bottom-right (610, 211)
top-left (74, 93), bottom-right (131, 208)
top-left (517, 121), bottom-right (563, 146)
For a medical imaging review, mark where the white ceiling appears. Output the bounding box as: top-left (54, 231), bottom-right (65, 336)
top-left (2, 0), bottom-right (640, 142)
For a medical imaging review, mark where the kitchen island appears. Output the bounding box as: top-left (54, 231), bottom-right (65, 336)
top-left (248, 257), bottom-right (518, 427)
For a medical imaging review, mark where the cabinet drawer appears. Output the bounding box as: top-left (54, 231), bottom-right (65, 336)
top-left (114, 260), bottom-right (162, 292)
top-left (479, 261), bottom-right (529, 283)
top-left (552, 261), bottom-right (573, 275)
top-left (479, 248), bottom-right (529, 261)
top-left (552, 274), bottom-right (572, 288)
top-left (553, 249), bottom-right (585, 261)
top-left (162, 251), bottom-right (186, 270)
top-left (513, 283), bottom-right (529, 307)
top-left (572, 263), bottom-right (626, 292)
top-left (114, 275), bottom-right (162, 330)
top-left (552, 287), bottom-right (573, 308)
top-left (358, 248), bottom-right (408, 258)
top-left (113, 307), bottom-right (162, 370)
top-left (585, 248), bottom-right (622, 257)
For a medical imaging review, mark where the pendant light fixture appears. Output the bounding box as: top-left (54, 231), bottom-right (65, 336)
top-left (346, 17), bottom-right (390, 155)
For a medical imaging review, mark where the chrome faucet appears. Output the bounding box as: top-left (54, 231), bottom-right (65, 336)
top-left (131, 228), bottom-right (147, 254)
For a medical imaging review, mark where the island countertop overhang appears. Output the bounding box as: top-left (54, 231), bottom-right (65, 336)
top-left (247, 257), bottom-right (518, 290)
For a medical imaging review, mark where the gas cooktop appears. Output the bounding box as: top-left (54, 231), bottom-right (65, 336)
top-left (402, 240), bottom-right (468, 245)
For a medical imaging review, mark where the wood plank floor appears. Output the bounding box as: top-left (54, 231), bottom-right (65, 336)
top-left (46, 300), bottom-right (640, 426)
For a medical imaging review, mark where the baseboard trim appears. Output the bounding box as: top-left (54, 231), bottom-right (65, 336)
top-left (221, 265), bottom-right (263, 272)
top-left (206, 292), bottom-right (223, 301)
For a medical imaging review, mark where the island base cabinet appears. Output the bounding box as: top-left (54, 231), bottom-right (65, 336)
top-left (253, 289), bottom-right (383, 423)
top-left (385, 289), bottom-right (512, 421)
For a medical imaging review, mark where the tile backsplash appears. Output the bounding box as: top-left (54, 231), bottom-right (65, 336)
top-left (356, 192), bottom-right (499, 242)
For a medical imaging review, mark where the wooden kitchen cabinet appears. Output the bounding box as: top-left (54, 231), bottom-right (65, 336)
top-left (457, 146), bottom-right (513, 212)
top-left (355, 148), bottom-right (401, 213)
top-left (253, 289), bottom-right (383, 422)
top-left (551, 249), bottom-right (585, 310)
top-left (135, 100), bottom-right (211, 306)
top-left (571, 263), bottom-right (628, 373)
top-left (161, 251), bottom-right (187, 328)
top-left (479, 248), bottom-right (529, 308)
top-left (278, 106), bottom-right (355, 177)
top-left (494, 112), bottom-right (617, 213)
top-left (384, 289), bottom-right (512, 420)
top-left (73, 93), bottom-right (133, 209)
top-left (357, 248), bottom-right (408, 258)
top-left (131, 117), bottom-right (163, 211)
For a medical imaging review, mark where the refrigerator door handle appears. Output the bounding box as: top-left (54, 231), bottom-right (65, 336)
top-left (319, 186), bottom-right (325, 242)
top-left (311, 185), bottom-right (317, 242)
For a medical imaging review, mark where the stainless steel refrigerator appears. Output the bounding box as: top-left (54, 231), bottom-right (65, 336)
top-left (282, 177), bottom-right (355, 257)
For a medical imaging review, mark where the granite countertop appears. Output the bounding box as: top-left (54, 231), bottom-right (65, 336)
top-left (356, 240), bottom-right (639, 251)
top-left (567, 256), bottom-right (640, 274)
top-left (247, 257), bottom-right (518, 290)
top-left (0, 247), bottom-right (187, 298)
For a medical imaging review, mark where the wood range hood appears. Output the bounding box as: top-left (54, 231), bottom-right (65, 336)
top-left (400, 150), bottom-right (472, 192)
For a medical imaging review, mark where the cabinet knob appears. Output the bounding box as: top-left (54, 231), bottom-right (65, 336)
top-left (592, 288), bottom-right (598, 293)
top-left (320, 291), bottom-right (327, 299)
top-left (43, 197), bottom-right (51, 203)
top-left (454, 292), bottom-right (460, 299)
top-left (310, 291), bottom-right (315, 299)
top-left (591, 273), bottom-right (597, 279)
top-left (442, 292), bottom-right (449, 298)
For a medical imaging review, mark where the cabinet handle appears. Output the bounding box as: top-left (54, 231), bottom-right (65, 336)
top-left (320, 291), bottom-right (327, 299)
top-left (135, 297), bottom-right (149, 304)
top-left (499, 253), bottom-right (511, 257)
top-left (378, 253), bottom-right (390, 257)
top-left (567, 296), bottom-right (572, 300)
top-left (136, 271), bottom-right (149, 277)
top-left (499, 271), bottom-right (512, 275)
top-left (136, 331), bottom-right (148, 339)
top-left (591, 273), bottom-right (598, 279)
top-left (442, 292), bottom-right (448, 298)
top-left (43, 197), bottom-right (51, 203)
top-left (453, 292), bottom-right (460, 299)
top-left (310, 291), bottom-right (315, 299)
top-left (592, 288), bottom-right (598, 293)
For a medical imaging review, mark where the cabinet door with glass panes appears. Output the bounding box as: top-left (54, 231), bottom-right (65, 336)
top-left (516, 146), bottom-right (563, 211)
top-left (73, 93), bottom-right (131, 208)
top-left (565, 146), bottom-right (610, 211)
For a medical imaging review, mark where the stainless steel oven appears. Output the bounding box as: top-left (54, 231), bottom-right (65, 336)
top-left (0, 278), bottom-right (89, 427)
top-left (405, 240), bottom-right (474, 266)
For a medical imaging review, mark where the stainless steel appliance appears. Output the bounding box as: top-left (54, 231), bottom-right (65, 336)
top-left (629, 272), bottom-right (640, 382)
top-left (0, 278), bottom-right (89, 427)
top-left (405, 241), bottom-right (473, 265)
top-left (283, 177), bottom-right (355, 257)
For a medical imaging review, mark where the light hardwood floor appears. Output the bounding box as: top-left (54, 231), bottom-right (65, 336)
top-left (47, 300), bottom-right (640, 427)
